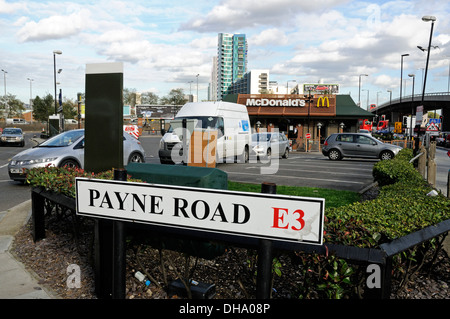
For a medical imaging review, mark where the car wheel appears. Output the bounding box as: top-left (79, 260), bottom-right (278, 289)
top-left (282, 148), bottom-right (289, 159)
top-left (59, 159), bottom-right (80, 169)
top-left (380, 151), bottom-right (394, 160)
top-left (328, 149), bottom-right (342, 161)
top-left (128, 152), bottom-right (144, 163)
top-left (266, 148), bottom-right (272, 159)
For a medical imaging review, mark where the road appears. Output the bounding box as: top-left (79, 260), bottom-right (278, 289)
top-left (0, 132), bottom-right (40, 212)
top-left (1, 132), bottom-right (449, 213)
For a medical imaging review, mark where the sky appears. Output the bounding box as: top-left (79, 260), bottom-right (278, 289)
top-left (1, 0), bottom-right (450, 108)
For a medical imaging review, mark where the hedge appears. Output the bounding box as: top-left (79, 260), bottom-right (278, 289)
top-left (25, 153), bottom-right (450, 298)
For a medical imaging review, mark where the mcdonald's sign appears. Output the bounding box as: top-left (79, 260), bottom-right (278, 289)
top-left (316, 96), bottom-right (330, 108)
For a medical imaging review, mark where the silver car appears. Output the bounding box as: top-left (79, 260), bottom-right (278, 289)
top-left (322, 133), bottom-right (402, 161)
top-left (251, 132), bottom-right (290, 159)
top-left (8, 129), bottom-right (145, 181)
top-left (1, 127), bottom-right (25, 147)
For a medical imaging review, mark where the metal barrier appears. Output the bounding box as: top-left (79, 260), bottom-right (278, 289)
top-left (31, 181), bottom-right (450, 299)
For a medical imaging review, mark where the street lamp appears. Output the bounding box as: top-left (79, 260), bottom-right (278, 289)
top-left (362, 89), bottom-right (369, 110)
top-left (400, 54), bottom-right (409, 103)
top-left (358, 74), bottom-right (368, 107)
top-left (421, 16), bottom-right (436, 104)
top-left (408, 74), bottom-right (415, 144)
top-left (27, 78), bottom-right (34, 107)
top-left (387, 90), bottom-right (392, 122)
top-left (1, 69), bottom-right (7, 96)
top-left (53, 50), bottom-right (62, 115)
top-left (196, 74), bottom-right (199, 102)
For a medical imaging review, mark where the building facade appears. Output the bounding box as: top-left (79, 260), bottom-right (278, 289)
top-left (217, 33), bottom-right (248, 101)
top-left (226, 69), bottom-right (269, 95)
top-left (224, 93), bottom-right (374, 151)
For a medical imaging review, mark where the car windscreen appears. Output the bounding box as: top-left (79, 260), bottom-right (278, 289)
top-left (168, 116), bottom-right (224, 135)
top-left (252, 133), bottom-right (271, 142)
top-left (2, 128), bottom-right (22, 135)
top-left (38, 130), bottom-right (84, 147)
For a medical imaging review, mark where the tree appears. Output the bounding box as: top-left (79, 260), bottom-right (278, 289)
top-left (0, 93), bottom-right (25, 118)
top-left (62, 98), bottom-right (77, 120)
top-left (140, 92), bottom-right (159, 104)
top-left (32, 94), bottom-right (54, 122)
top-left (160, 88), bottom-right (187, 105)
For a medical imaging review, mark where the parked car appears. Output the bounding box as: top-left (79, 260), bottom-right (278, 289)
top-left (322, 133), bottom-right (402, 161)
top-left (8, 129), bottom-right (145, 182)
top-left (251, 132), bottom-right (290, 159)
top-left (437, 131), bottom-right (450, 147)
top-left (0, 127), bottom-right (25, 147)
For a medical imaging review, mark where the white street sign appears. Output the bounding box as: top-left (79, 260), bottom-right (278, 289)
top-left (76, 178), bottom-right (325, 245)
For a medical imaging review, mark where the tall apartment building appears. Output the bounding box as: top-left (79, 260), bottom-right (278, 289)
top-left (216, 33), bottom-right (248, 100)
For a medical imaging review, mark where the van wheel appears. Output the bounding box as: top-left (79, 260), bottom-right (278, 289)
top-left (239, 146), bottom-right (249, 163)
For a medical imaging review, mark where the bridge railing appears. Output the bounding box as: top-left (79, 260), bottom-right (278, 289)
top-left (375, 92), bottom-right (450, 110)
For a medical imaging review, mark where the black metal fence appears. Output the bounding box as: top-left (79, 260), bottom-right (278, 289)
top-left (31, 185), bottom-right (450, 299)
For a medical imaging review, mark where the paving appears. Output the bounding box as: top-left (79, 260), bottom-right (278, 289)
top-left (0, 200), bottom-right (55, 299)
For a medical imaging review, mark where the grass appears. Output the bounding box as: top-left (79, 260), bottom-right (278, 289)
top-left (227, 181), bottom-right (361, 210)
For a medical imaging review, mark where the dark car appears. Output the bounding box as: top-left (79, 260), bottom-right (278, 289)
top-left (0, 127), bottom-right (25, 147)
top-left (322, 133), bottom-right (402, 160)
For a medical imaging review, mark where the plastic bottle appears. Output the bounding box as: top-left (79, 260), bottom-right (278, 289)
top-left (134, 271), bottom-right (151, 286)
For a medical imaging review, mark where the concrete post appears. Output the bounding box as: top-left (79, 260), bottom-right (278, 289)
top-left (417, 145), bottom-right (427, 178)
top-left (427, 142), bottom-right (436, 187)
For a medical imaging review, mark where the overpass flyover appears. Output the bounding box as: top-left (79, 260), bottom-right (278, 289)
top-left (369, 92), bottom-right (450, 131)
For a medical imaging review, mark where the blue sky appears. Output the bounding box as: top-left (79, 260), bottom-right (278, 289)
top-left (1, 0), bottom-right (450, 107)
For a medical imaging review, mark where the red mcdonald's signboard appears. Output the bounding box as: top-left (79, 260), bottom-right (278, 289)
top-left (236, 94), bottom-right (336, 117)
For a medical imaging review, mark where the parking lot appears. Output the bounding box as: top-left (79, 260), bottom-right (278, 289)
top-left (139, 135), bottom-right (376, 192)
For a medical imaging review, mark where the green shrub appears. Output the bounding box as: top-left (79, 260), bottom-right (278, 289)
top-left (372, 148), bottom-right (423, 187)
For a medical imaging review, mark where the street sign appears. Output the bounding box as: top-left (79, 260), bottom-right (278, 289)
top-left (306, 133), bottom-right (311, 139)
top-left (416, 105), bottom-right (423, 123)
top-left (76, 178), bottom-right (325, 245)
top-left (426, 122), bottom-right (439, 132)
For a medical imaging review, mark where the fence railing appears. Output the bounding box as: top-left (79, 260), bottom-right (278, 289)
top-left (30, 185), bottom-right (450, 299)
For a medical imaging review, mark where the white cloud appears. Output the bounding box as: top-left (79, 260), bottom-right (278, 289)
top-left (250, 28), bottom-right (289, 46)
top-left (181, 0), bottom-right (350, 32)
top-left (17, 9), bottom-right (91, 42)
top-left (0, 0), bottom-right (26, 14)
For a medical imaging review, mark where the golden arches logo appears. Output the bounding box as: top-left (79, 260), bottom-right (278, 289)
top-left (316, 96), bottom-right (330, 108)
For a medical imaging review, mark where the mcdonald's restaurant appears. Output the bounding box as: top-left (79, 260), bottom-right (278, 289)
top-left (223, 93), bottom-right (373, 151)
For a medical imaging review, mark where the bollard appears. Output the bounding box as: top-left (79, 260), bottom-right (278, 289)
top-left (256, 182), bottom-right (276, 299)
top-left (447, 170), bottom-right (450, 199)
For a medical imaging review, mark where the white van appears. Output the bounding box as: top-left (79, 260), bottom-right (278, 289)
top-left (158, 101), bottom-right (251, 165)
top-left (6, 118), bottom-right (28, 125)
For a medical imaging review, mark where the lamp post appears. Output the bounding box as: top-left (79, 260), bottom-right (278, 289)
top-left (387, 90), bottom-right (392, 122)
top-left (1, 69), bottom-right (6, 96)
top-left (358, 74), bottom-right (368, 107)
top-left (317, 122), bottom-right (322, 152)
top-left (196, 74), bottom-right (199, 102)
top-left (400, 54), bottom-right (409, 103)
top-left (421, 16), bottom-right (436, 104)
top-left (53, 50), bottom-right (62, 116)
top-left (408, 74), bottom-right (415, 145)
top-left (27, 78), bottom-right (34, 107)
top-left (362, 89), bottom-right (369, 110)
